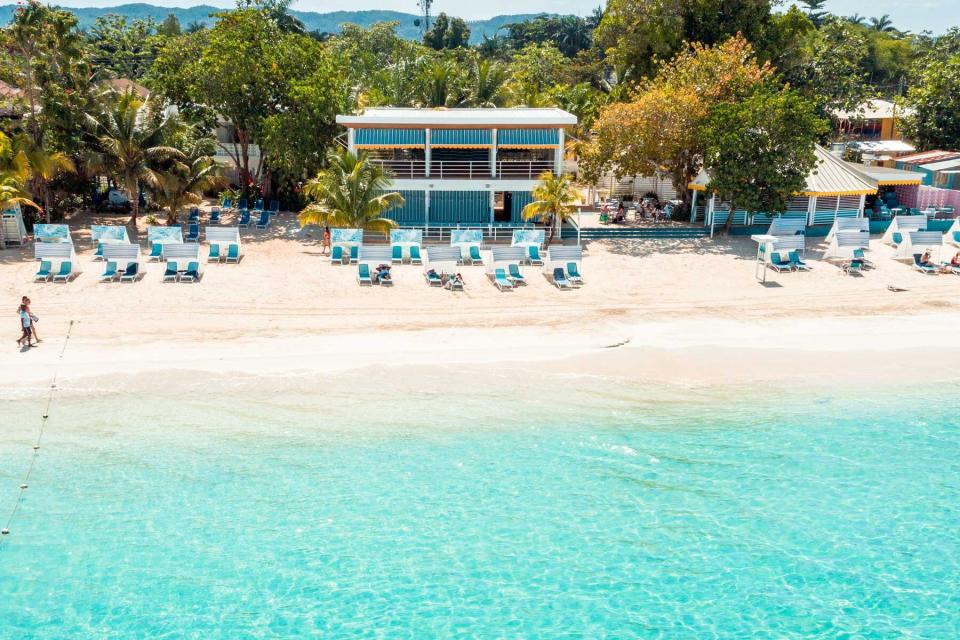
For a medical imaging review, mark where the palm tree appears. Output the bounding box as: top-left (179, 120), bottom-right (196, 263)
top-left (0, 132), bottom-right (38, 213)
top-left (17, 137), bottom-right (75, 223)
top-left (845, 14), bottom-right (866, 26)
top-left (297, 149), bottom-right (403, 237)
top-left (422, 60), bottom-right (454, 108)
top-left (470, 59), bottom-right (507, 107)
top-left (869, 15), bottom-right (895, 32)
top-left (153, 137), bottom-right (226, 225)
top-left (84, 91), bottom-right (181, 222)
top-left (522, 171), bottom-right (578, 246)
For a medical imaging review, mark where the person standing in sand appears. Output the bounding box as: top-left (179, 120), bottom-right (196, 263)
top-left (322, 226), bottom-right (331, 256)
top-left (16, 303), bottom-right (35, 348)
top-left (21, 296), bottom-right (40, 343)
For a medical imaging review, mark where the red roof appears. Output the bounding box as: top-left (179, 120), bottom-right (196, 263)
top-left (896, 150), bottom-right (960, 165)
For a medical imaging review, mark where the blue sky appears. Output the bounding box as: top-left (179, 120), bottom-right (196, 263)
top-left (52, 0), bottom-right (954, 34)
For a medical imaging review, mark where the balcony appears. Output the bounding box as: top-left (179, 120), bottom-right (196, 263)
top-left (371, 160), bottom-right (555, 180)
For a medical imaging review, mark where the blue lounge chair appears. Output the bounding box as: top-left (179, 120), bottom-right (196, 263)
top-left (852, 248), bottom-right (874, 268)
top-left (254, 198), bottom-right (264, 211)
top-left (469, 245), bottom-right (483, 265)
top-left (188, 208), bottom-right (200, 223)
top-left (238, 198), bottom-right (248, 211)
top-left (35, 260), bottom-right (52, 282)
top-left (255, 211), bottom-right (270, 229)
top-left (566, 262), bottom-right (584, 285)
top-left (52, 261), bottom-right (73, 282)
top-left (552, 267), bottom-right (571, 289)
top-left (120, 262), bottom-right (139, 282)
top-left (238, 210), bottom-right (251, 227)
top-left (891, 232), bottom-right (903, 246)
top-left (768, 252), bottom-right (793, 272)
top-left (269, 200), bottom-right (279, 213)
top-left (181, 261), bottom-right (201, 282)
top-left (331, 245), bottom-right (344, 264)
top-left (527, 246), bottom-right (544, 266)
top-left (392, 245), bottom-right (403, 263)
top-left (507, 263), bottom-right (526, 285)
top-left (210, 209), bottom-right (221, 224)
top-left (208, 243), bottom-right (221, 262)
top-left (222, 197), bottom-right (233, 211)
top-left (913, 254), bottom-right (937, 275)
top-left (424, 270), bottom-right (442, 286)
top-left (349, 245), bottom-right (358, 264)
top-left (493, 268), bottom-right (513, 291)
top-left (357, 263), bottom-right (373, 286)
top-left (225, 244), bottom-right (240, 263)
top-left (953, 231), bottom-right (960, 245)
top-left (788, 250), bottom-right (811, 271)
top-left (409, 245), bottom-right (423, 265)
top-left (93, 243), bottom-right (104, 260)
top-left (148, 243), bottom-right (163, 261)
top-left (100, 260), bottom-right (119, 282)
top-left (163, 261), bottom-right (179, 282)
top-left (843, 259), bottom-right (864, 276)
top-left (186, 223), bottom-right (200, 242)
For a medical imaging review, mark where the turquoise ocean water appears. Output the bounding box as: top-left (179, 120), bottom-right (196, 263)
top-left (1, 371), bottom-right (958, 638)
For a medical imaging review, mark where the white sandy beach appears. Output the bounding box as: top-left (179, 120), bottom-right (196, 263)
top-left (4, 208), bottom-right (960, 390)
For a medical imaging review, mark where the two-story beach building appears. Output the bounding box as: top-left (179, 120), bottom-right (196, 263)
top-left (335, 108), bottom-right (577, 228)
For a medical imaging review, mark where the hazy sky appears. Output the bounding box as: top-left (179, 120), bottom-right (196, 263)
top-left (51, 0), bottom-right (954, 34)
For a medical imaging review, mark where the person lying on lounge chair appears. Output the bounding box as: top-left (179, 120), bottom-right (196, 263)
top-left (445, 273), bottom-right (464, 290)
top-left (920, 250), bottom-right (936, 268)
top-left (375, 264), bottom-right (392, 283)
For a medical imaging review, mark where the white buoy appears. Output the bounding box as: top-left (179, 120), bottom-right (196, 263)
top-left (20, 484), bottom-right (27, 489)
top-left (1, 529), bottom-right (8, 535)
top-left (33, 445), bottom-right (39, 450)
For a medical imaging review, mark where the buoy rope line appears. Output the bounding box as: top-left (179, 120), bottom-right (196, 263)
top-left (1, 319), bottom-right (74, 543)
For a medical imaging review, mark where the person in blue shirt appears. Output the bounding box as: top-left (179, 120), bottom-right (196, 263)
top-left (17, 303), bottom-right (35, 348)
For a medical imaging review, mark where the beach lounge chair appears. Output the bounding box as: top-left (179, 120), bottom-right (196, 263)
top-left (208, 243), bottom-right (222, 262)
top-left (469, 245), bottom-right (484, 265)
top-left (527, 246), bottom-right (544, 266)
top-left (566, 262), bottom-right (584, 285)
top-left (552, 267), bottom-right (571, 289)
top-left (953, 231), bottom-right (960, 245)
top-left (225, 244), bottom-right (240, 263)
top-left (331, 245), bottom-right (344, 264)
top-left (392, 245), bottom-right (403, 264)
top-left (493, 268), bottom-right (514, 291)
top-left (222, 197), bottom-right (233, 211)
top-left (163, 261), bottom-right (178, 282)
top-left (913, 254), bottom-right (937, 275)
top-left (93, 243), bottom-right (104, 261)
top-left (843, 259), bottom-right (864, 276)
top-left (34, 260), bottom-right (52, 282)
top-left (507, 263), bottom-right (526, 285)
top-left (269, 200), bottom-right (279, 213)
top-left (349, 246), bottom-right (359, 264)
top-left (424, 270), bottom-right (442, 286)
top-left (238, 198), bottom-right (248, 211)
top-left (891, 232), bottom-right (903, 247)
top-left (100, 260), bottom-right (119, 282)
top-left (52, 261), bottom-right (73, 282)
top-left (410, 245), bottom-right (423, 265)
top-left (148, 243), bottom-right (163, 261)
top-left (768, 252), bottom-right (793, 272)
top-left (254, 198), bottom-right (264, 211)
top-left (120, 262), bottom-right (139, 282)
top-left (255, 211), bottom-right (270, 229)
top-left (188, 208), bottom-right (199, 223)
top-left (186, 223), bottom-right (200, 242)
top-left (238, 210), bottom-right (251, 228)
top-left (788, 251), bottom-right (811, 271)
top-left (180, 261), bottom-right (201, 282)
top-left (210, 209), bottom-right (221, 224)
top-left (852, 248), bottom-right (874, 268)
top-left (357, 263), bottom-right (373, 286)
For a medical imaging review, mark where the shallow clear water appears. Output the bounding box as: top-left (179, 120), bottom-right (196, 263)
top-left (1, 372), bottom-right (958, 638)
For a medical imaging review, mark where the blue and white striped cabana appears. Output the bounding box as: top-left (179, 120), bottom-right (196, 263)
top-left (881, 215), bottom-right (926, 245)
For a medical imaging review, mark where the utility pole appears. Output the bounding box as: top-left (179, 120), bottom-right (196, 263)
top-left (416, 0), bottom-right (433, 37)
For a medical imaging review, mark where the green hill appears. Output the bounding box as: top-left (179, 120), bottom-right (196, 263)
top-left (0, 4), bottom-right (551, 43)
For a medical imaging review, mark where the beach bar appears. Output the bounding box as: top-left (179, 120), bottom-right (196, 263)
top-left (335, 108), bottom-right (577, 229)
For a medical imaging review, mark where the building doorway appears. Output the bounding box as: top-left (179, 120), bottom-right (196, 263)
top-left (494, 191), bottom-right (512, 222)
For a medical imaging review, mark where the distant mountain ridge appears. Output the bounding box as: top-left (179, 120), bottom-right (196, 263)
top-left (0, 4), bottom-right (551, 42)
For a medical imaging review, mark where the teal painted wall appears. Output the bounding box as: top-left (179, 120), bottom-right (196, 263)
top-left (429, 191), bottom-right (491, 224)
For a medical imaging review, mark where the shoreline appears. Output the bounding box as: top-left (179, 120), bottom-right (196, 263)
top-left (5, 311), bottom-right (958, 394)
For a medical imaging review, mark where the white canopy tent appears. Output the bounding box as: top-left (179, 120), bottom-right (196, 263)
top-left (895, 231), bottom-right (943, 261)
top-left (947, 218), bottom-right (960, 248)
top-left (357, 246), bottom-right (394, 264)
top-left (161, 243), bottom-right (201, 262)
top-left (1, 203), bottom-right (28, 246)
top-left (823, 232), bottom-right (871, 260)
top-left (882, 215), bottom-right (926, 245)
top-left (102, 243), bottom-right (140, 266)
top-left (767, 218), bottom-right (806, 253)
top-left (206, 226), bottom-right (242, 254)
top-left (825, 218), bottom-right (869, 244)
top-left (425, 246), bottom-right (463, 275)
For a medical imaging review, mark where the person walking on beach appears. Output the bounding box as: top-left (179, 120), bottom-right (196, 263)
top-left (21, 296), bottom-right (40, 343)
top-left (322, 226), bottom-right (331, 256)
top-left (16, 303), bottom-right (35, 349)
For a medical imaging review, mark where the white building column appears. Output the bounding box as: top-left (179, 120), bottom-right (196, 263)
top-left (807, 196), bottom-right (817, 226)
top-left (347, 128), bottom-right (355, 153)
top-left (490, 128), bottom-right (497, 177)
top-left (555, 128), bottom-right (565, 175)
top-left (424, 189), bottom-right (430, 228)
top-left (424, 128), bottom-right (431, 178)
top-left (490, 191), bottom-right (496, 225)
top-left (690, 189), bottom-right (698, 223)
top-left (858, 194), bottom-right (866, 218)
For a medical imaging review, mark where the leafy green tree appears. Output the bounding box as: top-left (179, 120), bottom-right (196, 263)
top-left (84, 91), bottom-right (182, 222)
top-left (508, 43), bottom-right (567, 105)
top-left (467, 58), bottom-right (508, 107)
top-left (15, 136), bottom-right (75, 222)
top-left (153, 135), bottom-right (226, 224)
top-left (237, 0), bottom-right (306, 34)
top-left (87, 16), bottom-right (160, 80)
top-left (800, 0), bottom-right (829, 27)
top-left (594, 0), bottom-right (684, 81)
top-left (804, 19), bottom-right (869, 112)
top-left (297, 149), bottom-right (402, 237)
top-left (160, 13), bottom-right (182, 37)
top-left (701, 83), bottom-right (826, 232)
top-left (870, 15), bottom-right (895, 33)
top-left (423, 13), bottom-right (471, 50)
top-left (503, 15), bottom-right (592, 57)
top-left (521, 171), bottom-right (578, 245)
top-left (0, 132), bottom-right (38, 214)
top-left (903, 52), bottom-right (960, 150)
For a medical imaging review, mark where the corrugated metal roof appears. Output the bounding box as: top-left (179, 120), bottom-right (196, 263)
top-left (355, 128), bottom-right (425, 148)
top-left (847, 163), bottom-right (923, 186)
top-left (918, 158), bottom-right (960, 172)
top-left (496, 128), bottom-right (560, 147)
top-left (430, 129), bottom-right (492, 147)
top-left (338, 108), bottom-right (576, 128)
top-left (896, 150), bottom-right (960, 164)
